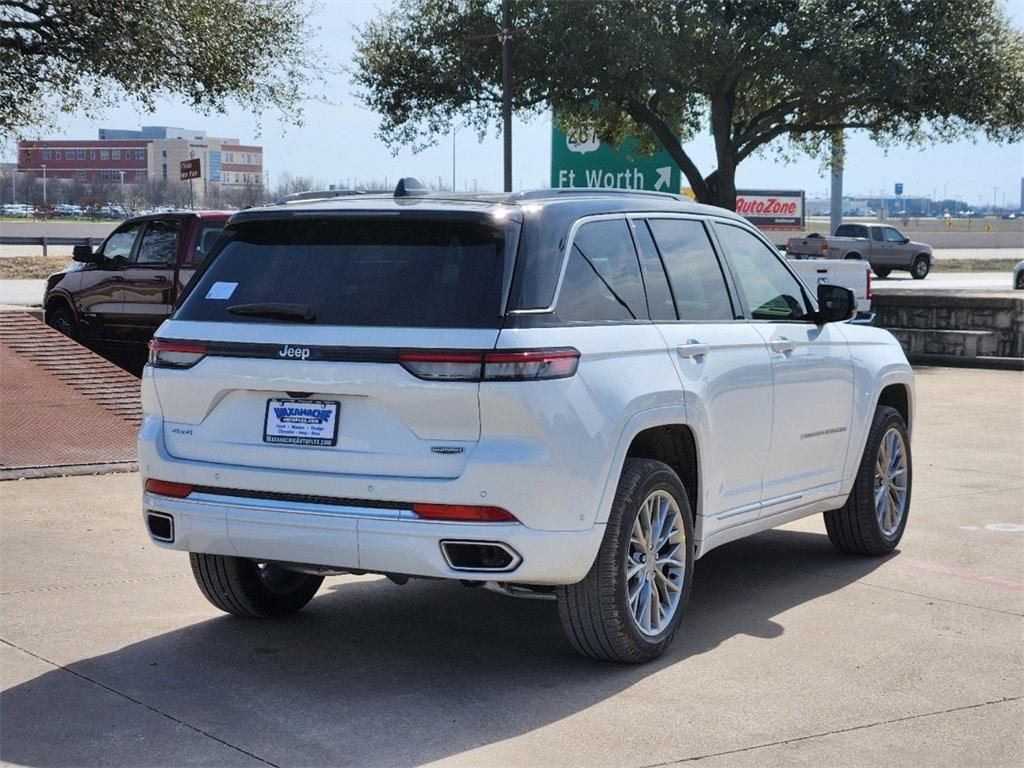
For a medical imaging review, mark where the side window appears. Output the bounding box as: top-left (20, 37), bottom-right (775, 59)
top-left (135, 220), bottom-right (181, 266)
top-left (871, 228), bottom-right (884, 241)
top-left (98, 222), bottom-right (145, 266)
top-left (647, 218), bottom-right (734, 321)
top-left (555, 219), bottom-right (647, 322)
top-left (629, 220), bottom-right (676, 320)
top-left (883, 227), bottom-right (904, 243)
top-left (190, 223), bottom-right (226, 266)
top-left (715, 223), bottom-right (811, 322)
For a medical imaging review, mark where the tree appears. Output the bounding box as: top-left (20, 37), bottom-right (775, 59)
top-left (1, 0), bottom-right (323, 140)
top-left (353, 0), bottom-right (1024, 209)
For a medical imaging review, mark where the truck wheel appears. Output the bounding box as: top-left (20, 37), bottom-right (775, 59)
top-left (47, 305), bottom-right (78, 340)
top-left (189, 553), bottom-right (324, 618)
top-left (844, 252), bottom-right (861, 260)
top-left (825, 406), bottom-right (911, 556)
top-left (557, 459), bottom-right (694, 663)
top-left (911, 256), bottom-right (930, 279)
top-left (874, 267), bottom-right (891, 279)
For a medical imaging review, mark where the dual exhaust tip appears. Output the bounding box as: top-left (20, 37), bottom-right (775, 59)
top-left (440, 540), bottom-right (521, 572)
top-left (147, 511), bottom-right (520, 574)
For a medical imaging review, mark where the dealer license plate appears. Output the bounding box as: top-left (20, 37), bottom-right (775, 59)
top-left (263, 398), bottom-right (340, 447)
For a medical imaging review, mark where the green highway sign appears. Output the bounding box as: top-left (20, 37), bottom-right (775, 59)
top-left (551, 122), bottom-right (681, 192)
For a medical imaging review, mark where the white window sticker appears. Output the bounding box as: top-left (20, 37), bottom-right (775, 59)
top-left (205, 281), bottom-right (238, 300)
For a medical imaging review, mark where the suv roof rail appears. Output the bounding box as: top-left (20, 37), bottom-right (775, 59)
top-left (504, 187), bottom-right (685, 203)
top-left (277, 189), bottom-right (367, 204)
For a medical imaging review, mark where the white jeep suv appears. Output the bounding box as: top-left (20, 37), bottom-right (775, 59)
top-left (139, 185), bottom-right (914, 663)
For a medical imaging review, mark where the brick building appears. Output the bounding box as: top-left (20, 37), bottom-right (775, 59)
top-left (17, 126), bottom-right (263, 204)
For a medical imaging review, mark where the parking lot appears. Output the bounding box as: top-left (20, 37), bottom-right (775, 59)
top-left (1, 365), bottom-right (1021, 767)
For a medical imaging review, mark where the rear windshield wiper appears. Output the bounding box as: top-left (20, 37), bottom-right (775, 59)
top-left (226, 302), bottom-right (316, 323)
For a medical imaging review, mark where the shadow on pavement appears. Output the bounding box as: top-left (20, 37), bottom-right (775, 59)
top-left (1, 529), bottom-right (891, 767)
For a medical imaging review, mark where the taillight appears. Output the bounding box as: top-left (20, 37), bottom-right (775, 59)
top-left (148, 339), bottom-right (206, 369)
top-left (399, 348), bottom-right (580, 382)
top-left (820, 241), bottom-right (828, 254)
top-left (397, 351), bottom-right (483, 381)
top-left (411, 503), bottom-right (518, 522)
top-left (144, 479), bottom-right (194, 498)
top-left (483, 349), bottom-right (579, 380)
top-left (866, 269), bottom-right (873, 300)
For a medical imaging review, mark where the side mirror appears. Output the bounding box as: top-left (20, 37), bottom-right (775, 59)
top-left (902, 237), bottom-right (910, 244)
top-left (815, 283), bottom-right (856, 324)
top-left (72, 244), bottom-right (98, 263)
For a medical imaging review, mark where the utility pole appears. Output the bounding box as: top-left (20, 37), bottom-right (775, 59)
top-left (829, 131), bottom-right (843, 236)
top-left (41, 164), bottom-right (47, 206)
top-left (501, 0), bottom-right (512, 192)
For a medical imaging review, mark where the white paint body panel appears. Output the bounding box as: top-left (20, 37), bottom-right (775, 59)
top-left (139, 237), bottom-right (914, 585)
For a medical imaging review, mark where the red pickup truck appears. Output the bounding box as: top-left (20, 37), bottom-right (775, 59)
top-left (44, 211), bottom-right (230, 346)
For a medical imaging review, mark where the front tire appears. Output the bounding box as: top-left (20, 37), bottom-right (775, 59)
top-left (825, 406), bottom-right (912, 556)
top-left (47, 305), bottom-right (78, 340)
top-left (557, 459), bottom-right (694, 663)
top-left (911, 255), bottom-right (930, 279)
top-left (190, 553), bottom-right (323, 618)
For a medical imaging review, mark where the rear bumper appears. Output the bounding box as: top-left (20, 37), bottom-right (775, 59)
top-left (142, 489), bottom-right (604, 585)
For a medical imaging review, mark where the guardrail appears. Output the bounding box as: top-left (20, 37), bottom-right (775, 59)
top-left (0, 236), bottom-right (105, 257)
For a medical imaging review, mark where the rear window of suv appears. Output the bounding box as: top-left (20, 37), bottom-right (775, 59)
top-left (176, 216), bottom-right (513, 328)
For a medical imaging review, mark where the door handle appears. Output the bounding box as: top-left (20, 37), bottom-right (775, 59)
top-left (770, 337), bottom-right (796, 354)
top-left (677, 341), bottom-right (710, 359)
top-left (110, 275), bottom-right (124, 282)
top-left (150, 275), bottom-right (168, 283)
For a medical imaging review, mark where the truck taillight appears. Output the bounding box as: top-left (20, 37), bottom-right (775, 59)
top-left (399, 349), bottom-right (580, 382)
top-left (866, 268), bottom-right (873, 300)
top-left (148, 339), bottom-right (207, 369)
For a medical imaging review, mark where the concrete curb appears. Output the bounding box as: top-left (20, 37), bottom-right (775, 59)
top-left (0, 462), bottom-right (137, 482)
top-left (906, 354), bottom-right (1024, 371)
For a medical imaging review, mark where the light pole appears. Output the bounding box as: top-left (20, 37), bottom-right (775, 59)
top-left (451, 122), bottom-right (464, 192)
top-left (119, 170), bottom-right (125, 209)
top-left (41, 164), bottom-right (47, 206)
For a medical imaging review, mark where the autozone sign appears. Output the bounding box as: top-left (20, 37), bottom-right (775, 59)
top-left (735, 189), bottom-right (804, 230)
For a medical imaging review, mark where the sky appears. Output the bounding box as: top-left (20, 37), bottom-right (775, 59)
top-left (7, 0), bottom-right (1024, 207)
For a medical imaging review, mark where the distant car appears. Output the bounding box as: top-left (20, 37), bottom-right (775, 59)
top-left (1013, 260), bottom-right (1023, 290)
top-left (786, 223), bottom-right (933, 279)
top-left (43, 211), bottom-right (231, 347)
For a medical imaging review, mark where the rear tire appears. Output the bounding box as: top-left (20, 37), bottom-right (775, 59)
top-left (190, 553), bottom-right (323, 618)
top-left (874, 267), bottom-right (891, 279)
top-left (911, 255), bottom-right (930, 279)
top-left (1015, 271), bottom-right (1023, 290)
top-left (46, 305), bottom-right (78, 340)
top-left (844, 252), bottom-right (861, 260)
top-left (557, 459), bottom-right (694, 663)
top-left (825, 406), bottom-right (911, 556)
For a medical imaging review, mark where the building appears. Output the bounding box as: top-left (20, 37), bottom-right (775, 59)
top-left (17, 126), bottom-right (263, 203)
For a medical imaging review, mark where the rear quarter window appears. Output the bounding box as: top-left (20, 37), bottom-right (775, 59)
top-left (176, 216), bottom-right (512, 328)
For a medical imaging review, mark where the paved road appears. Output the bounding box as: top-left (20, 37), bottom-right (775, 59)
top-left (1, 367), bottom-right (1021, 767)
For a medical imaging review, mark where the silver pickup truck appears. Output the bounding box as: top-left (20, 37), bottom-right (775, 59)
top-left (787, 223), bottom-right (933, 279)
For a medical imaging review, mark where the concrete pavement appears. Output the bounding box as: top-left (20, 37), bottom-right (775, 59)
top-left (1, 367), bottom-right (1022, 767)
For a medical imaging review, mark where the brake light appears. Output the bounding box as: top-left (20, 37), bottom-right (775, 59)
top-left (397, 351), bottom-right (483, 381)
top-left (148, 339), bottom-right (206, 369)
top-left (866, 268), bottom-right (873, 300)
top-left (411, 503), bottom-right (518, 522)
top-left (820, 241), bottom-right (829, 253)
top-left (483, 349), bottom-right (579, 380)
top-left (144, 479), bottom-right (194, 498)
top-left (399, 348), bottom-right (580, 382)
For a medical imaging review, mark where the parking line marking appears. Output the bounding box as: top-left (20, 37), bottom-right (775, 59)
top-left (897, 557), bottom-right (1024, 592)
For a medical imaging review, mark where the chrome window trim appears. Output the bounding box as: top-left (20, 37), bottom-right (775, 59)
top-left (507, 213), bottom-right (628, 315)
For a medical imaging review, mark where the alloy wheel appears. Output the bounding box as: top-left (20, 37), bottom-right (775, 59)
top-left (626, 490), bottom-right (686, 636)
top-left (874, 427), bottom-right (909, 537)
